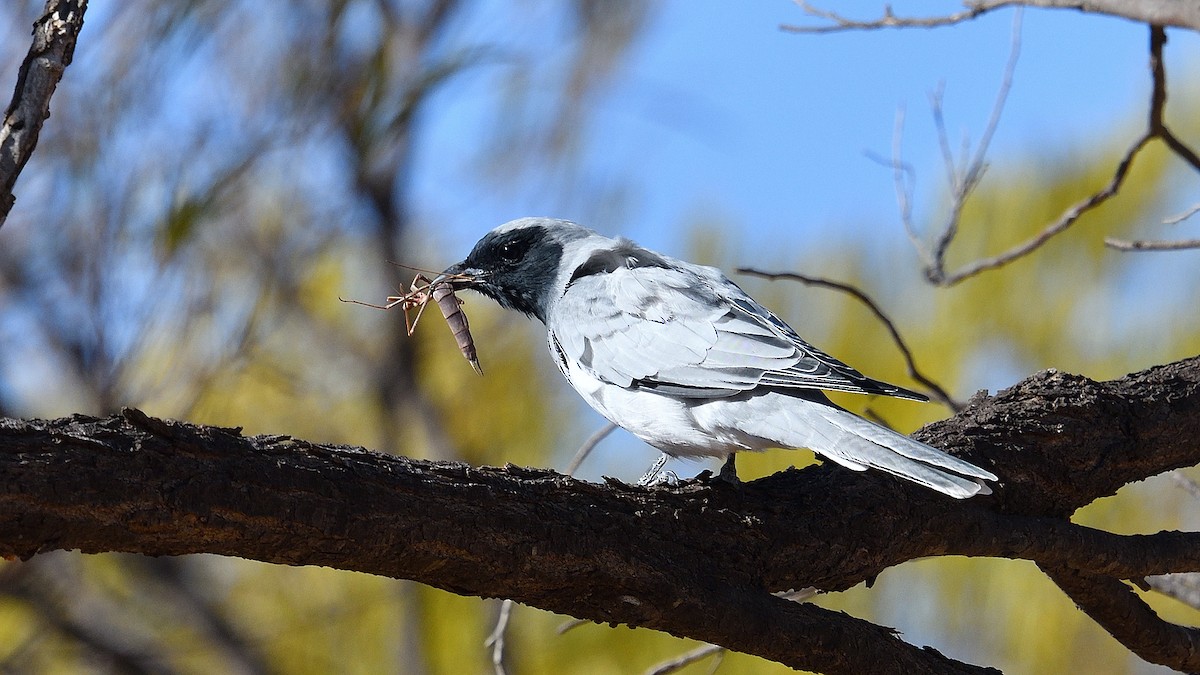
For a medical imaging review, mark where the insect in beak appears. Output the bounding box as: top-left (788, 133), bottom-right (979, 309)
top-left (340, 270), bottom-right (483, 375)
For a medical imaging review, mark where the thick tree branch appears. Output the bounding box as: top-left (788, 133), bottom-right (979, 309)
top-left (0, 0), bottom-right (88, 228)
top-left (2, 356), bottom-right (1199, 672)
top-left (1041, 566), bottom-right (1200, 671)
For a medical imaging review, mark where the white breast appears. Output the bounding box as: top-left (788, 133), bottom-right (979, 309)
top-left (546, 329), bottom-right (763, 459)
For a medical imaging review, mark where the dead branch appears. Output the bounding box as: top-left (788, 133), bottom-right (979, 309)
top-left (0, 0), bottom-right (88, 228)
top-left (785, 2), bottom-right (1200, 34)
top-left (841, 17), bottom-right (1200, 282)
top-left (1164, 203), bottom-right (1200, 225)
top-left (736, 267), bottom-right (961, 411)
top-left (1103, 237), bottom-right (1200, 251)
top-left (645, 643), bottom-right (725, 675)
top-left (1146, 573), bottom-right (1200, 610)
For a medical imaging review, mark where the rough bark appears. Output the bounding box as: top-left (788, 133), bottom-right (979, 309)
top-left (2, 356), bottom-right (1199, 673)
top-left (0, 0), bottom-right (88, 228)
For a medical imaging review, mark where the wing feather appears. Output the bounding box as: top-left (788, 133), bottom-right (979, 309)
top-left (549, 252), bottom-right (925, 401)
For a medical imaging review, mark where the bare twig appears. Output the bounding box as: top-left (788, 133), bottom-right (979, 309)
top-left (1143, 26), bottom-right (1200, 176)
top-left (924, 12), bottom-right (1021, 283)
top-left (736, 268), bottom-right (962, 411)
top-left (1164, 203), bottom-right (1200, 225)
top-left (556, 617), bottom-right (587, 635)
top-left (1146, 573), bottom-right (1200, 610)
top-left (850, 18), bottom-right (1199, 279)
top-left (483, 598), bottom-right (513, 675)
top-left (1103, 237), bottom-right (1200, 252)
top-left (645, 643), bottom-right (725, 675)
top-left (874, 106), bottom-right (933, 268)
top-left (911, 25), bottom-right (1199, 278)
top-left (939, 132), bottom-right (1150, 279)
top-left (784, 1), bottom-right (1200, 33)
top-left (0, 0), bottom-right (89, 228)
top-left (784, 1), bottom-right (992, 33)
top-left (1169, 470), bottom-right (1200, 499)
top-left (563, 422), bottom-right (618, 477)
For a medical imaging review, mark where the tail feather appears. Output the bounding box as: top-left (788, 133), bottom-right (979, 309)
top-left (746, 395), bottom-right (996, 499)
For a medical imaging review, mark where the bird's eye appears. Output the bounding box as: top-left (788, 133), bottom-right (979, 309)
top-left (499, 242), bottom-right (522, 263)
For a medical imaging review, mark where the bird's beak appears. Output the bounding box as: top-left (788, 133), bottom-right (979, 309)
top-left (432, 262), bottom-right (483, 290)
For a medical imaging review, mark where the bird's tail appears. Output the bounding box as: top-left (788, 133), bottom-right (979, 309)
top-left (750, 395), bottom-right (997, 498)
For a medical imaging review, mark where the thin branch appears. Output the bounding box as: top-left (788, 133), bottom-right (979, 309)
top-left (483, 599), bottom-right (513, 675)
top-left (924, 25), bottom-right (1200, 281)
top-left (736, 268), bottom-right (962, 411)
top-left (931, 83), bottom-right (961, 194)
top-left (1164, 203), bottom-right (1200, 225)
top-left (1160, 128), bottom-right (1200, 171)
top-left (925, 11), bottom-right (1022, 283)
top-left (1171, 471), bottom-right (1200, 500)
top-left (645, 643), bottom-right (725, 675)
top-left (0, 0), bottom-right (88, 228)
top-left (563, 422), bottom-right (618, 477)
top-left (1146, 573), bottom-right (1200, 610)
top-left (879, 105), bottom-right (933, 268)
top-left (783, 2), bottom-right (1200, 34)
top-left (1103, 237), bottom-right (1200, 252)
top-left (937, 131), bottom-right (1151, 282)
top-left (1100, 30), bottom-right (1200, 254)
top-left (853, 21), bottom-right (1200, 280)
top-left (784, 1), bottom-right (992, 34)
top-left (1145, 26), bottom-right (1200, 174)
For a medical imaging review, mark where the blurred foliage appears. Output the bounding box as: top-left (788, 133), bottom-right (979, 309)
top-left (0, 0), bottom-right (1198, 673)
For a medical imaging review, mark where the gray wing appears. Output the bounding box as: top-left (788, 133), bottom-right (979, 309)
top-left (550, 258), bottom-right (926, 400)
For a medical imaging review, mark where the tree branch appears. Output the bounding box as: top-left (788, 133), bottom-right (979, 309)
top-left (735, 267), bottom-right (961, 410)
top-left (921, 23), bottom-right (1200, 283)
top-left (0, 0), bottom-right (88, 228)
top-left (1041, 566), bottom-right (1200, 671)
top-left (2, 356), bottom-right (1199, 672)
top-left (785, 2), bottom-right (1200, 34)
top-left (849, 20), bottom-right (1200, 282)
top-left (1103, 237), bottom-right (1200, 252)
top-left (1147, 572), bottom-right (1200, 610)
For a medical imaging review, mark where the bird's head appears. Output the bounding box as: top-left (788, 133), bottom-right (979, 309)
top-left (436, 217), bottom-right (594, 323)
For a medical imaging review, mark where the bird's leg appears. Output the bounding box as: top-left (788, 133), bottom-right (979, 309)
top-left (636, 453), bottom-right (670, 486)
top-left (718, 453), bottom-right (739, 484)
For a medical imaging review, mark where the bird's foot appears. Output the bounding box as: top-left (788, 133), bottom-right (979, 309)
top-left (636, 453), bottom-right (670, 486)
top-left (646, 470), bottom-right (680, 487)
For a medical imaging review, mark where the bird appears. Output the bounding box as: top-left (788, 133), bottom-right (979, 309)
top-left (435, 217), bottom-right (997, 498)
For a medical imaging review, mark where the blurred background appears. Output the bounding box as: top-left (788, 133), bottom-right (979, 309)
top-left (1, 1), bottom-right (1198, 672)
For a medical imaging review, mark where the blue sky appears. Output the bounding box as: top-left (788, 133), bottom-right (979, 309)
top-left (413, 1), bottom-right (1198, 260)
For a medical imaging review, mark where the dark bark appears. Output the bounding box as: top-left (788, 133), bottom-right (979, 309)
top-left (2, 355), bottom-right (1199, 673)
top-left (0, 0), bottom-right (88, 227)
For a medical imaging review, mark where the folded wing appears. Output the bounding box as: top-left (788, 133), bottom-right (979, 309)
top-left (551, 252), bottom-right (925, 401)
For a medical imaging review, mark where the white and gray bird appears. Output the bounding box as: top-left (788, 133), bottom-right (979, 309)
top-left (437, 217), bottom-right (996, 498)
